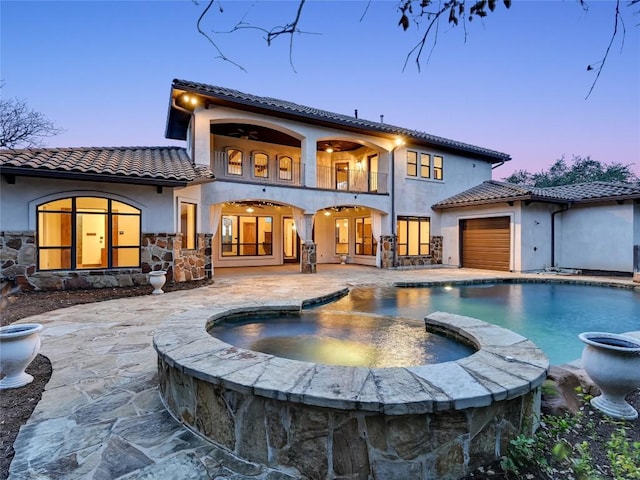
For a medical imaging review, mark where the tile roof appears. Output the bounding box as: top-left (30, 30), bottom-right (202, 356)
top-left (169, 79), bottom-right (511, 163)
top-left (432, 180), bottom-right (640, 209)
top-left (0, 147), bottom-right (214, 186)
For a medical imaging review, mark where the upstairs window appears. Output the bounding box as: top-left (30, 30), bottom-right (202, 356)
top-left (253, 152), bottom-right (269, 178)
top-left (434, 155), bottom-right (444, 180)
top-left (37, 197), bottom-right (140, 270)
top-left (279, 156), bottom-right (293, 180)
top-left (420, 153), bottom-right (431, 178)
top-left (227, 148), bottom-right (243, 175)
top-left (407, 151), bottom-right (418, 177)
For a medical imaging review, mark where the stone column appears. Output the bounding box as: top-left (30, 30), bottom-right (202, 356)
top-left (300, 241), bottom-right (317, 274)
top-left (430, 235), bottom-right (443, 264)
top-left (634, 245), bottom-right (640, 283)
top-left (379, 235), bottom-right (396, 269)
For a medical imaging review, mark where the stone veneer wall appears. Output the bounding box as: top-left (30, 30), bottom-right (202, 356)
top-left (379, 235), bottom-right (443, 269)
top-left (300, 241), bottom-right (317, 273)
top-left (158, 357), bottom-right (538, 480)
top-left (1, 230), bottom-right (210, 291)
top-left (155, 310), bottom-right (548, 480)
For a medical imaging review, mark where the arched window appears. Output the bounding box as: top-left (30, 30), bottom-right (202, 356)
top-left (37, 197), bottom-right (141, 270)
top-left (253, 152), bottom-right (269, 178)
top-left (227, 148), bottom-right (243, 175)
top-left (278, 155), bottom-right (293, 180)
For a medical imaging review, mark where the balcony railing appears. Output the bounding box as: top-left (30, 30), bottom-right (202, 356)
top-left (212, 152), bottom-right (387, 193)
top-left (316, 165), bottom-right (387, 194)
top-left (212, 151), bottom-right (304, 186)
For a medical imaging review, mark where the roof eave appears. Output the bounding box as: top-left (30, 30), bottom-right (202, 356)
top-left (0, 167), bottom-right (190, 187)
top-left (168, 82), bottom-right (511, 163)
top-left (431, 195), bottom-right (569, 210)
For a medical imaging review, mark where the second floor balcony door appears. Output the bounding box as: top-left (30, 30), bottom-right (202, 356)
top-left (335, 162), bottom-right (349, 190)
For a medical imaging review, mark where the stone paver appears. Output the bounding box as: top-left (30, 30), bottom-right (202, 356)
top-left (7, 266), bottom-right (638, 479)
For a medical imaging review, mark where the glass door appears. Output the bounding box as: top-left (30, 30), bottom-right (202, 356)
top-left (283, 217), bottom-right (299, 263)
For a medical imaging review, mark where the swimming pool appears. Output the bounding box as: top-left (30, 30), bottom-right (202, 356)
top-left (315, 281), bottom-right (640, 364)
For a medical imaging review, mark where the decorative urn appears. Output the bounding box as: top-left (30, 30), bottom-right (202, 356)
top-left (579, 332), bottom-right (640, 420)
top-left (149, 270), bottom-right (167, 294)
top-left (0, 323), bottom-right (43, 389)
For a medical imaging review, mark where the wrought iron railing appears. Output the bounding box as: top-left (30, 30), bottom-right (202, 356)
top-left (211, 152), bottom-right (386, 193)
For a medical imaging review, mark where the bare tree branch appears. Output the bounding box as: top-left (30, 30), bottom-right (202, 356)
top-left (194, 0), bottom-right (247, 72)
top-left (0, 96), bottom-right (63, 149)
top-left (585, 0), bottom-right (626, 99)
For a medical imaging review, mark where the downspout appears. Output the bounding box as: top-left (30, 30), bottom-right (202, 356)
top-left (550, 204), bottom-right (570, 268)
top-left (391, 145), bottom-right (398, 268)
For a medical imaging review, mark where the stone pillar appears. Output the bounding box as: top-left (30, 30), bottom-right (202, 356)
top-left (300, 241), bottom-right (317, 274)
top-left (430, 235), bottom-right (443, 264)
top-left (379, 235), bottom-right (396, 269)
top-left (634, 245), bottom-right (640, 283)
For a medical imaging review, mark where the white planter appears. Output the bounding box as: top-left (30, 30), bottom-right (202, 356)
top-left (149, 270), bottom-right (167, 294)
top-left (579, 332), bottom-right (640, 420)
top-left (0, 323), bottom-right (43, 389)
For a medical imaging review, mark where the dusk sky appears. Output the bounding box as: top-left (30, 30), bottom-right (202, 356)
top-left (2, 0), bottom-right (639, 179)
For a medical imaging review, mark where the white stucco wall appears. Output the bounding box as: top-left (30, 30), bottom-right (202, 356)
top-left (0, 176), bottom-right (180, 233)
top-left (556, 203), bottom-right (635, 272)
top-left (438, 204), bottom-right (519, 270)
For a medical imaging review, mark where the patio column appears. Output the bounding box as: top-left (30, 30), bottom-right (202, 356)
top-left (634, 245), bottom-right (640, 283)
top-left (301, 137), bottom-right (317, 188)
top-left (299, 213), bottom-right (316, 273)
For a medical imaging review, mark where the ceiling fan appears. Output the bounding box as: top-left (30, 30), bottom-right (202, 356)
top-left (229, 127), bottom-right (258, 140)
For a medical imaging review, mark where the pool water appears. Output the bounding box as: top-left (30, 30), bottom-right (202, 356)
top-left (211, 311), bottom-right (475, 368)
top-left (316, 282), bottom-right (640, 364)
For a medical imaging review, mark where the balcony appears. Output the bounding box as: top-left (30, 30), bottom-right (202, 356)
top-left (316, 165), bottom-right (387, 194)
top-left (212, 152), bottom-right (387, 194)
top-left (212, 151), bottom-right (303, 186)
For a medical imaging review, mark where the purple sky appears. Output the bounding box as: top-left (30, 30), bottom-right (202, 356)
top-left (2, 1), bottom-right (639, 179)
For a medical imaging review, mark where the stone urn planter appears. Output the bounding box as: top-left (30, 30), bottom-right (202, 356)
top-left (579, 332), bottom-right (640, 420)
top-left (149, 270), bottom-right (167, 294)
top-left (0, 323), bottom-right (43, 389)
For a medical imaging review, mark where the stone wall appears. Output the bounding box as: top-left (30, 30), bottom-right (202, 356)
top-left (1, 230), bottom-right (210, 291)
top-left (300, 241), bottom-right (317, 273)
top-left (379, 235), bottom-right (443, 269)
top-left (158, 357), bottom-right (539, 480)
top-left (155, 310), bottom-right (548, 480)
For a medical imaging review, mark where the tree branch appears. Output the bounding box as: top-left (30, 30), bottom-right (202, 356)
top-left (194, 0), bottom-right (247, 72)
top-left (585, 0), bottom-right (624, 99)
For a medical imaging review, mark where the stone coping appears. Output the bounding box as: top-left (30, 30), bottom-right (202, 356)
top-left (153, 297), bottom-right (549, 415)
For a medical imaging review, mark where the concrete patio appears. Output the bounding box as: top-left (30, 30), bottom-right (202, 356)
top-left (7, 266), bottom-right (638, 479)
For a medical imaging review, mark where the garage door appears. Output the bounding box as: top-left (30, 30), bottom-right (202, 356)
top-left (461, 217), bottom-right (511, 271)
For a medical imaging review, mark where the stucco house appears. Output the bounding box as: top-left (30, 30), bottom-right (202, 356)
top-left (433, 180), bottom-right (640, 275)
top-left (2, 79), bottom-right (637, 290)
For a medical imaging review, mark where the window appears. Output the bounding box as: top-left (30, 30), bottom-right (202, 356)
top-left (221, 215), bottom-right (273, 256)
top-left (397, 216), bottom-right (430, 256)
top-left (335, 162), bottom-right (349, 190)
top-left (253, 152), bottom-right (269, 178)
top-left (37, 197), bottom-right (140, 270)
top-left (420, 153), bottom-right (431, 178)
top-left (433, 155), bottom-right (443, 180)
top-left (279, 156), bottom-right (292, 180)
top-left (335, 218), bottom-right (349, 254)
top-left (227, 148), bottom-right (243, 175)
top-left (180, 202), bottom-right (197, 250)
top-left (407, 151), bottom-right (417, 177)
top-left (355, 217), bottom-right (377, 256)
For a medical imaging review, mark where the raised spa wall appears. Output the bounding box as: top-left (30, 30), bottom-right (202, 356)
top-left (155, 306), bottom-right (548, 480)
